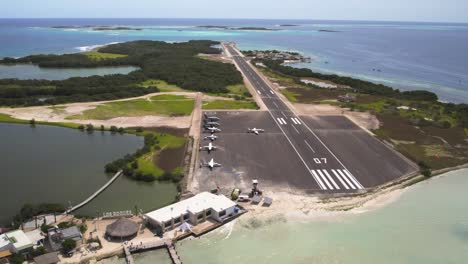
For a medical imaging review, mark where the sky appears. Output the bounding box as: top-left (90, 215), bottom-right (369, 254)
top-left (1, 0), bottom-right (467, 23)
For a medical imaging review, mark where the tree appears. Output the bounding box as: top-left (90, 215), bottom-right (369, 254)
top-left (110, 126), bottom-right (118, 133)
top-left (62, 238), bottom-right (77, 252)
top-left (86, 124), bottom-right (94, 132)
top-left (100, 125), bottom-right (105, 131)
top-left (418, 161), bottom-right (432, 178)
top-left (30, 118), bottom-right (36, 126)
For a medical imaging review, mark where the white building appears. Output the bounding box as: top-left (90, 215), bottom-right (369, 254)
top-left (0, 230), bottom-right (34, 256)
top-left (145, 192), bottom-right (237, 232)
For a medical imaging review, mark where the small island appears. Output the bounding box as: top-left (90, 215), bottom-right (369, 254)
top-left (196, 25), bottom-right (277, 31)
top-left (50, 25), bottom-right (143, 31)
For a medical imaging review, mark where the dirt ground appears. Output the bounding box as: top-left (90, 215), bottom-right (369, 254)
top-left (0, 92), bottom-right (231, 129)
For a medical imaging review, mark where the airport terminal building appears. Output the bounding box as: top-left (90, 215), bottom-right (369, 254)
top-left (145, 192), bottom-right (237, 232)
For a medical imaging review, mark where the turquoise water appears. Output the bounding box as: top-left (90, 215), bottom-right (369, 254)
top-left (1, 19), bottom-right (467, 102)
top-left (0, 64), bottom-right (139, 80)
top-left (137, 169), bottom-right (468, 264)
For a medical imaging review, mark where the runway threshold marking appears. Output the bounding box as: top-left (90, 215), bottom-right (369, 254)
top-left (270, 89), bottom-right (275, 95)
top-left (291, 118), bottom-right (298, 125)
top-left (311, 170), bottom-right (327, 190)
top-left (293, 117), bottom-right (302, 125)
top-left (304, 140), bottom-right (315, 153)
top-left (332, 169), bottom-right (350, 190)
top-left (280, 118), bottom-right (287, 124)
top-left (322, 170), bottom-right (340, 190)
top-left (314, 170), bottom-right (333, 190)
top-left (344, 170), bottom-right (364, 189)
top-left (276, 117), bottom-right (285, 125)
top-left (336, 169), bottom-right (357, 189)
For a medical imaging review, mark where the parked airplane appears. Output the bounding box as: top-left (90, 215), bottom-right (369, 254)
top-left (203, 121), bottom-right (221, 127)
top-left (205, 127), bottom-right (221, 133)
top-left (247, 128), bottom-right (265, 135)
top-left (199, 142), bottom-right (217, 153)
top-left (204, 113), bottom-right (220, 121)
top-left (200, 158), bottom-right (221, 170)
top-left (204, 134), bottom-right (218, 141)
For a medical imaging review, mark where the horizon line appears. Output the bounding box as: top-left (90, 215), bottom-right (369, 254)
top-left (0, 17), bottom-right (467, 24)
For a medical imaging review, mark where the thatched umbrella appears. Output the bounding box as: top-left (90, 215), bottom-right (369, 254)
top-left (105, 218), bottom-right (139, 240)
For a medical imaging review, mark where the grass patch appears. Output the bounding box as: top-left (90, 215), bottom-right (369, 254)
top-left (139, 79), bottom-right (186, 92)
top-left (83, 51), bottom-right (127, 61)
top-left (0, 113), bottom-right (80, 129)
top-left (202, 100), bottom-right (258, 110)
top-left (67, 97), bottom-right (194, 120)
top-left (281, 89), bottom-right (299, 102)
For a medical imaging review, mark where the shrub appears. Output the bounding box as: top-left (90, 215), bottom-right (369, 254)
top-left (62, 239), bottom-right (77, 252)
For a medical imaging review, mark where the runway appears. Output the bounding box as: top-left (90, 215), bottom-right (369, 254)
top-left (196, 44), bottom-right (418, 194)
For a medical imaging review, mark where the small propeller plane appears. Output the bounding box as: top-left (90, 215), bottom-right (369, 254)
top-left (204, 134), bottom-right (218, 141)
top-left (205, 127), bottom-right (221, 133)
top-left (204, 113), bottom-right (220, 121)
top-left (199, 142), bottom-right (217, 153)
top-left (247, 128), bottom-right (265, 135)
top-left (200, 158), bottom-right (221, 170)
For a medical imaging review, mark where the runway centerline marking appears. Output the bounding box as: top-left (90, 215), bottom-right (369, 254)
top-left (304, 140), bottom-right (316, 153)
top-left (272, 102), bottom-right (279, 108)
top-left (291, 124), bottom-right (300, 134)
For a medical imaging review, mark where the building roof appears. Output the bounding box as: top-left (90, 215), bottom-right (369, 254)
top-left (105, 218), bottom-right (138, 238)
top-left (4, 230), bottom-right (33, 251)
top-left (33, 252), bottom-right (60, 264)
top-left (60, 226), bottom-right (81, 240)
top-left (146, 192), bottom-right (236, 223)
top-left (263, 197), bottom-right (273, 205)
top-left (0, 235), bottom-right (10, 249)
top-left (0, 250), bottom-right (12, 259)
top-left (25, 229), bottom-right (45, 245)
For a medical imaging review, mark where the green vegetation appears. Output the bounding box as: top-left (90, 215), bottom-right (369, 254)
top-left (12, 203), bottom-right (65, 228)
top-left (105, 130), bottom-right (186, 182)
top-left (258, 58), bottom-right (468, 170)
top-left (83, 51), bottom-right (128, 61)
top-left (67, 95), bottom-right (194, 120)
top-left (62, 239), bottom-right (77, 252)
top-left (0, 40), bottom-right (243, 106)
top-left (0, 113), bottom-right (81, 129)
top-left (139, 79), bottom-right (186, 92)
top-left (202, 99), bottom-right (258, 110)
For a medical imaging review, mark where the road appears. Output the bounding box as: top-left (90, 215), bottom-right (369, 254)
top-left (224, 44), bottom-right (365, 192)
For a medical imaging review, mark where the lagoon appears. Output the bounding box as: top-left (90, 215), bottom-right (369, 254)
top-left (0, 64), bottom-right (139, 80)
top-left (0, 123), bottom-right (177, 225)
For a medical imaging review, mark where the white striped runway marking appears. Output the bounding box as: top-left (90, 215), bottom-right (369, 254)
top-left (343, 170), bottom-right (364, 189)
top-left (280, 118), bottom-right (287, 125)
top-left (322, 170), bottom-right (339, 190)
top-left (292, 118), bottom-right (302, 125)
top-left (257, 90), bottom-right (262, 95)
top-left (270, 89), bottom-right (275, 94)
top-left (291, 118), bottom-right (298, 125)
top-left (337, 169), bottom-right (357, 190)
top-left (314, 170), bottom-right (333, 190)
top-left (276, 117), bottom-right (286, 125)
top-left (331, 169), bottom-right (349, 190)
top-left (311, 170), bottom-right (326, 190)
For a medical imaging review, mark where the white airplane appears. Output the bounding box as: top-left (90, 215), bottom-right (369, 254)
top-left (200, 158), bottom-right (221, 170)
top-left (203, 121), bottom-right (221, 127)
top-left (205, 127), bottom-right (221, 133)
top-left (204, 134), bottom-right (218, 141)
top-left (199, 142), bottom-right (217, 153)
top-left (247, 128), bottom-right (265, 135)
top-left (204, 113), bottom-right (220, 121)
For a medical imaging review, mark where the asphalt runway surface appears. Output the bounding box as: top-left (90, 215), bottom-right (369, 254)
top-left (196, 44), bottom-right (418, 194)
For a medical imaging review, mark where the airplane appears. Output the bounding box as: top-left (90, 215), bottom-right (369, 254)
top-left (204, 113), bottom-right (220, 121)
top-left (199, 142), bottom-right (217, 153)
top-left (204, 134), bottom-right (218, 141)
top-left (205, 127), bottom-right (221, 133)
top-left (203, 121), bottom-right (221, 127)
top-left (200, 158), bottom-right (221, 170)
top-left (247, 128), bottom-right (265, 135)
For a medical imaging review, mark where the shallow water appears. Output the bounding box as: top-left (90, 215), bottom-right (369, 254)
top-left (0, 123), bottom-right (177, 224)
top-left (134, 169), bottom-right (468, 264)
top-left (0, 64), bottom-right (139, 80)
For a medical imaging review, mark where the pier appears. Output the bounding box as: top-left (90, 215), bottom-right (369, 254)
top-left (66, 171), bottom-right (123, 213)
top-left (123, 238), bottom-right (182, 264)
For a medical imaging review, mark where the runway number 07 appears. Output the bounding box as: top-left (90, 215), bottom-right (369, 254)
top-left (314, 158), bottom-right (327, 164)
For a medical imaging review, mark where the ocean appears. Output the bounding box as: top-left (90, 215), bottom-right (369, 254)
top-left (0, 18), bottom-right (467, 103)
